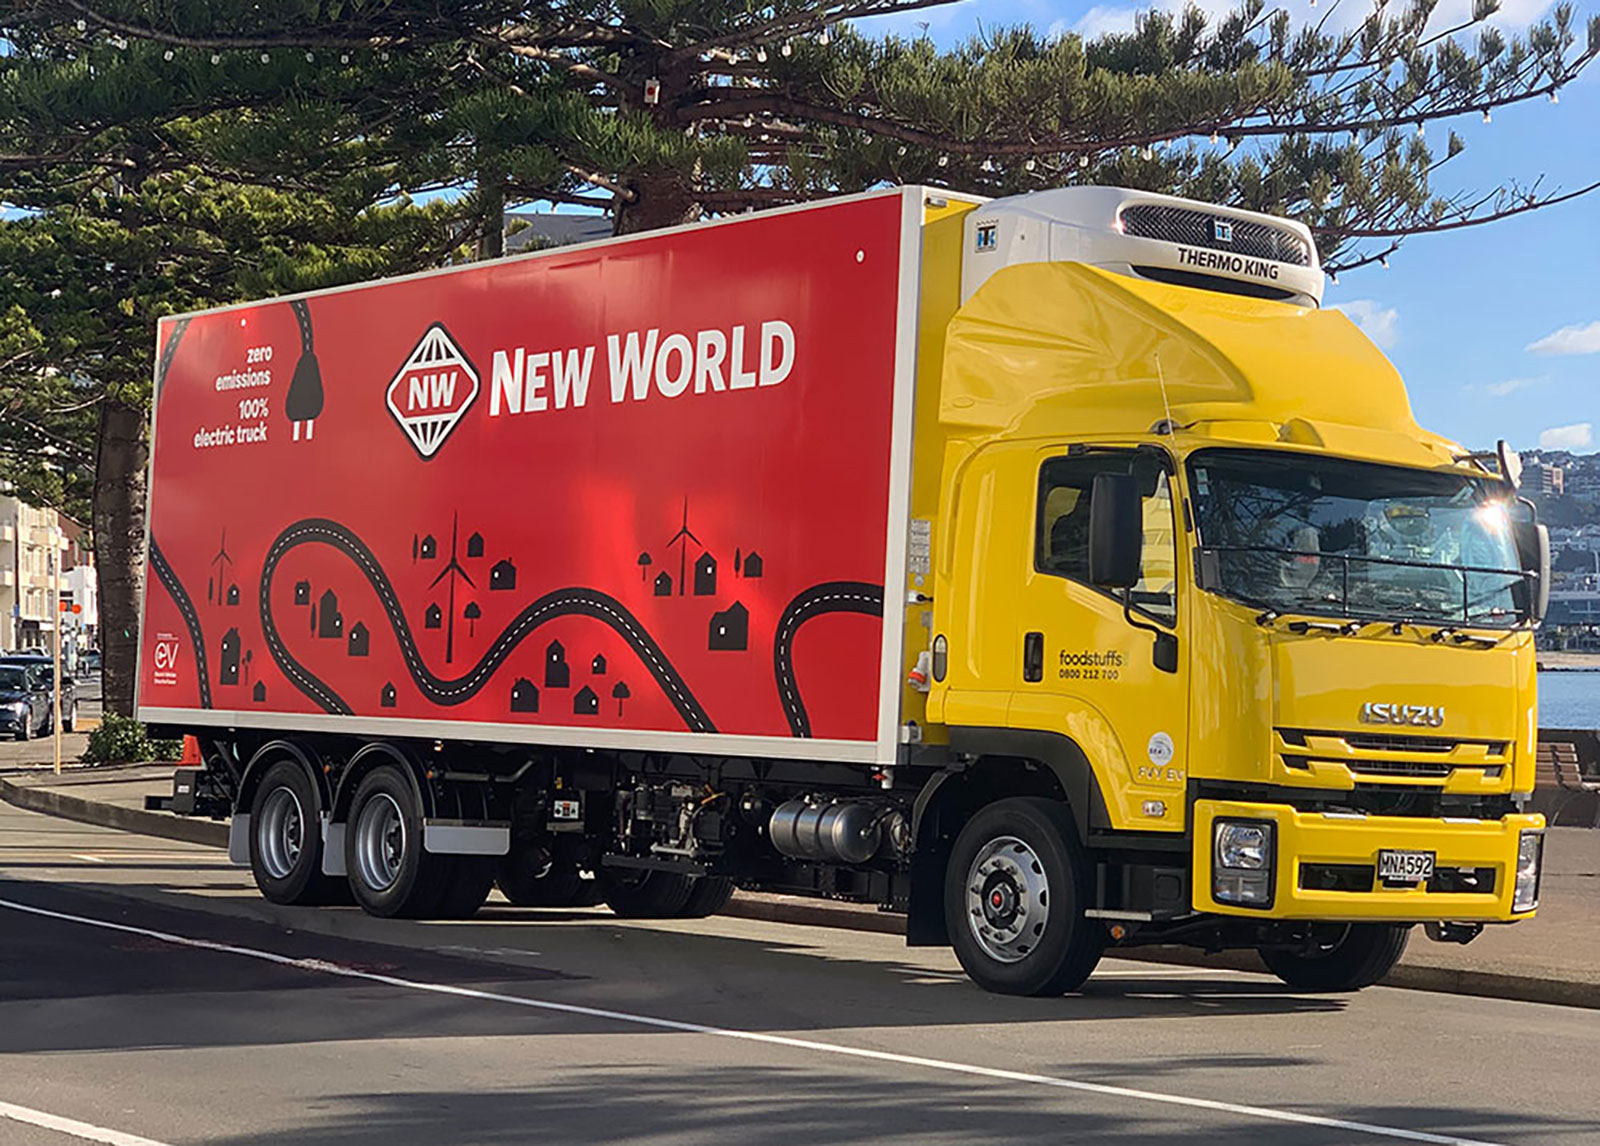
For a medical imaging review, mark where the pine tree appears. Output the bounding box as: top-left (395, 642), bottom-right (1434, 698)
top-left (2, 0), bottom-right (1593, 267)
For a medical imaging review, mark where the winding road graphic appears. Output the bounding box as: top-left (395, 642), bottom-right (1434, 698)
top-left (260, 519), bottom-right (718, 732)
top-left (773, 581), bottom-right (886, 738)
top-left (149, 540), bottom-right (213, 710)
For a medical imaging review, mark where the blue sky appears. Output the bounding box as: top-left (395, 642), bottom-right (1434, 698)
top-left (858, 0), bottom-right (1600, 454)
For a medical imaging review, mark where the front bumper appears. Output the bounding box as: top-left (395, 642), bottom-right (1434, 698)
top-left (1193, 799), bottom-right (1543, 922)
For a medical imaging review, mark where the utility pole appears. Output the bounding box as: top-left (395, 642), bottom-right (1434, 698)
top-left (51, 529), bottom-right (62, 776)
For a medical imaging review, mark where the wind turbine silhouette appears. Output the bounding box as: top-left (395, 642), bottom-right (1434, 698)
top-left (664, 497), bottom-right (700, 597)
top-left (429, 514), bottom-right (475, 663)
top-left (208, 529), bottom-right (233, 603)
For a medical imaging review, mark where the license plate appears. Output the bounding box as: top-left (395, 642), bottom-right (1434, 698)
top-left (1377, 849), bottom-right (1435, 883)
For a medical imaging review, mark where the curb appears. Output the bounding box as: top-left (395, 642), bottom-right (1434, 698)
top-left (3, 779), bottom-right (1595, 1010)
top-left (0, 775), bottom-right (229, 849)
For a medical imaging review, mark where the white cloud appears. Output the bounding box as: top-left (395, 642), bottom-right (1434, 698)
top-left (1526, 320), bottom-right (1600, 356)
top-left (1329, 299), bottom-right (1399, 349)
top-left (1469, 376), bottom-right (1545, 398)
top-left (1539, 423), bottom-right (1593, 450)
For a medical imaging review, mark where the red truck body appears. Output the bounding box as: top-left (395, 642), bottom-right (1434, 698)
top-left (138, 191), bottom-right (920, 766)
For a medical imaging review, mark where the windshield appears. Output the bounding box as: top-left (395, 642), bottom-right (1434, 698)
top-left (0, 667), bottom-right (28, 690)
top-left (1187, 449), bottom-right (1527, 626)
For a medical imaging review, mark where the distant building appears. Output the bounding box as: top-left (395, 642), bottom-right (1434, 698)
top-left (1526, 461), bottom-right (1566, 497)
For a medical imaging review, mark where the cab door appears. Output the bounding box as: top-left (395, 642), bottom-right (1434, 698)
top-left (1011, 446), bottom-right (1190, 833)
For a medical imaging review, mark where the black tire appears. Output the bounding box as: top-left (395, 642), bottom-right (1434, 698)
top-left (248, 760), bottom-right (343, 906)
top-left (438, 856), bottom-right (496, 919)
top-left (1259, 924), bottom-right (1410, 992)
top-left (600, 869), bottom-right (696, 918)
top-left (944, 796), bottom-right (1104, 996)
top-left (344, 765), bottom-right (452, 918)
top-left (677, 876), bottom-right (735, 918)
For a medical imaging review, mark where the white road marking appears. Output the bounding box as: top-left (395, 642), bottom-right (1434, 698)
top-left (0, 1099), bottom-right (171, 1146)
top-left (0, 895), bottom-right (1504, 1146)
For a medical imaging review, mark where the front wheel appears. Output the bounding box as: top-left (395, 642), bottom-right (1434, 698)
top-left (944, 796), bottom-right (1104, 997)
top-left (1259, 924), bottom-right (1409, 992)
top-left (249, 760), bottom-right (344, 906)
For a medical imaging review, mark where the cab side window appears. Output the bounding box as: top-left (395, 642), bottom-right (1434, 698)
top-left (1036, 452), bottom-right (1178, 624)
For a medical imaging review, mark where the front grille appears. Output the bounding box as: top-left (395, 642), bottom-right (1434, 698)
top-left (1120, 204), bottom-right (1311, 266)
top-left (1298, 864), bottom-right (1497, 894)
top-left (1300, 863), bottom-right (1372, 892)
top-left (1275, 728), bottom-right (1511, 785)
top-left (1342, 732), bottom-right (1456, 754)
top-left (1427, 867), bottom-right (1496, 894)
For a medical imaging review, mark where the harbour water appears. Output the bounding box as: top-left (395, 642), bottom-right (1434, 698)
top-left (1538, 671), bottom-right (1599, 730)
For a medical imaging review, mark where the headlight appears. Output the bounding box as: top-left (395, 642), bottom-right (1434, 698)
top-left (1214, 819), bottom-right (1275, 908)
top-left (6, 702), bottom-right (25, 714)
top-left (1512, 830), bottom-right (1542, 913)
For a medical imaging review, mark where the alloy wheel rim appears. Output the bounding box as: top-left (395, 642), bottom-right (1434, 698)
top-left (965, 835), bottom-right (1051, 964)
top-left (257, 786), bottom-right (305, 881)
top-left (354, 792), bottom-right (407, 892)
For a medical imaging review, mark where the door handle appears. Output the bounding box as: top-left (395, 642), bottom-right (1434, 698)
top-left (1023, 631), bottom-right (1044, 683)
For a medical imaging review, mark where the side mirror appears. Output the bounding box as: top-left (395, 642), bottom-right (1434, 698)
top-left (1511, 519), bottom-right (1550, 625)
top-left (1089, 472), bottom-right (1142, 589)
top-left (1497, 440), bottom-right (1523, 489)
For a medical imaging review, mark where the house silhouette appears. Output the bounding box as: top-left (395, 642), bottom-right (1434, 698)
top-left (545, 640), bottom-right (570, 689)
top-left (654, 571), bottom-right (673, 596)
top-left (252, 681), bottom-right (266, 703)
top-left (510, 678), bottom-right (540, 713)
top-left (694, 552), bottom-right (717, 596)
top-left (226, 583), bottom-right (240, 606)
top-left (419, 535), bottom-right (437, 559)
top-left (294, 579), bottom-right (311, 605)
top-left (348, 622), bottom-right (370, 657)
top-left (592, 654), bottom-right (607, 675)
top-left (317, 590), bottom-right (343, 639)
top-left (573, 685), bottom-right (599, 716)
top-left (219, 628), bottom-right (241, 685)
top-left (742, 551), bottom-right (764, 578)
top-left (380, 682), bottom-right (397, 708)
top-left (709, 602), bottom-right (749, 651)
top-left (424, 603), bottom-right (443, 630)
top-left (490, 559), bottom-right (517, 591)
top-left (466, 531), bottom-right (485, 558)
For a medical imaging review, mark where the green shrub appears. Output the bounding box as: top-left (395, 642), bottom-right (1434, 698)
top-left (80, 713), bottom-right (183, 765)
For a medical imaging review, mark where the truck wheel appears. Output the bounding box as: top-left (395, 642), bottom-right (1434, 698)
top-left (1260, 924), bottom-right (1409, 992)
top-left (944, 796), bottom-right (1103, 996)
top-left (249, 760), bottom-right (343, 906)
top-left (344, 765), bottom-right (450, 918)
top-left (600, 869), bottom-right (696, 918)
top-left (677, 876), bottom-right (735, 918)
top-left (438, 856), bottom-right (496, 919)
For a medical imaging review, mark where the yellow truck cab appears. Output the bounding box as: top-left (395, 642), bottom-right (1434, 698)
top-left (911, 187), bottom-right (1547, 993)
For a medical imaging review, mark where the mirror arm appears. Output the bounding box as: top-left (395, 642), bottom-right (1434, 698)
top-left (1122, 590), bottom-right (1180, 674)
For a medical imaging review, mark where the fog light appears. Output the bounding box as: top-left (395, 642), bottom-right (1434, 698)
top-left (1214, 819), bottom-right (1275, 908)
top-left (1512, 830), bottom-right (1542, 913)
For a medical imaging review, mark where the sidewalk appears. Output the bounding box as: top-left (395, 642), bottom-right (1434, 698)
top-left (3, 760), bottom-right (1596, 1008)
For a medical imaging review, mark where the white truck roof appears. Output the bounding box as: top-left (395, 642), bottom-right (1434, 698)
top-left (961, 186), bottom-right (1323, 308)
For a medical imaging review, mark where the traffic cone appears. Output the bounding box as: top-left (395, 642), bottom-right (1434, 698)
top-left (178, 735), bottom-right (203, 767)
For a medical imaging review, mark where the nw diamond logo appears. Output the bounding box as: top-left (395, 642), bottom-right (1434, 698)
top-left (386, 323), bottom-right (480, 459)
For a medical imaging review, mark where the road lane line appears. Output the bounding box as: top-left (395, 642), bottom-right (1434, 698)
top-left (0, 895), bottom-right (1504, 1146)
top-left (0, 1100), bottom-right (171, 1146)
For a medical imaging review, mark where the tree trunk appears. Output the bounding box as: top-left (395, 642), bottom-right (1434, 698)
top-left (93, 397), bottom-right (148, 718)
top-left (478, 170), bottom-right (505, 259)
top-left (614, 170), bottom-right (702, 235)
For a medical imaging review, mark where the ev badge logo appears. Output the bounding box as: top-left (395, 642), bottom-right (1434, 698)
top-left (386, 323), bottom-right (481, 459)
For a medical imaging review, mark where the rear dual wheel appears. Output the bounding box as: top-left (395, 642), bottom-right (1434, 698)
top-left (600, 870), bottom-right (735, 919)
top-left (248, 760), bottom-right (347, 906)
top-left (345, 765), bottom-right (492, 919)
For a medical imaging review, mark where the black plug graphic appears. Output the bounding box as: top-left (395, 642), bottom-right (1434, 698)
top-left (286, 299), bottom-right (323, 441)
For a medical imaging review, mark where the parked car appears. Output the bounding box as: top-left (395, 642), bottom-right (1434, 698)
top-left (0, 658), bottom-right (75, 739)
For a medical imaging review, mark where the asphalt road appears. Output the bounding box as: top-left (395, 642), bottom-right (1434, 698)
top-left (0, 801), bottom-right (1597, 1146)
